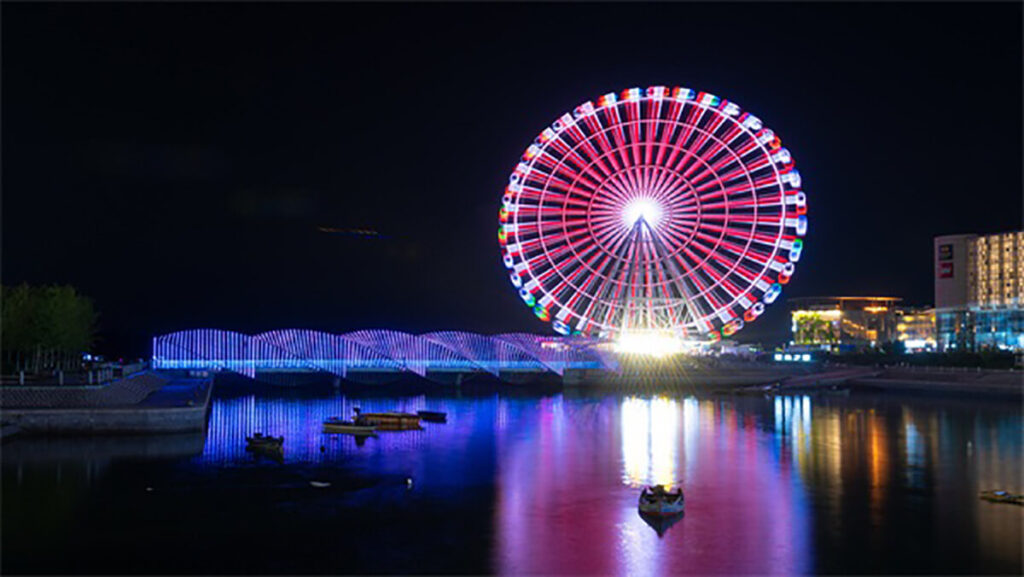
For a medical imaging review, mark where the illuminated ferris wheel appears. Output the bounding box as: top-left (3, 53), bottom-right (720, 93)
top-left (498, 86), bottom-right (807, 341)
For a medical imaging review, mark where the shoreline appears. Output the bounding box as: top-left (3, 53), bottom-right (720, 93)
top-left (0, 371), bottom-right (213, 436)
top-left (1, 365), bottom-right (1018, 439)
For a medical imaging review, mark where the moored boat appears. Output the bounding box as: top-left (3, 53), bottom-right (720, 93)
top-left (322, 417), bottom-right (378, 436)
top-left (639, 485), bottom-right (685, 516)
top-left (417, 410), bottom-right (447, 423)
top-left (246, 432), bottom-right (283, 447)
top-left (245, 433), bottom-right (284, 460)
top-left (980, 490), bottom-right (1023, 506)
top-left (353, 408), bottom-right (422, 430)
top-left (638, 509), bottom-right (685, 537)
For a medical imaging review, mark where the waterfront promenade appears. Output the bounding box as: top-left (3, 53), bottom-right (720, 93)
top-left (0, 371), bottom-right (212, 435)
top-left (742, 365), bottom-right (1024, 399)
top-left (848, 366), bottom-right (1023, 398)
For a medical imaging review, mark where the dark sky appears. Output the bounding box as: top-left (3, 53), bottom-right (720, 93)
top-left (3, 2), bottom-right (1022, 357)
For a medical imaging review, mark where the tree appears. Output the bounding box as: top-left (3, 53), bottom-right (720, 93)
top-left (1, 283), bottom-right (97, 373)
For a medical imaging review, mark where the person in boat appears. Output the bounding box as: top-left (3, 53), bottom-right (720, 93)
top-left (645, 485), bottom-right (682, 500)
top-left (352, 407), bottom-right (365, 425)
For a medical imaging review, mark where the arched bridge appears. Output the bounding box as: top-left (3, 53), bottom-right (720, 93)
top-left (152, 329), bottom-right (616, 381)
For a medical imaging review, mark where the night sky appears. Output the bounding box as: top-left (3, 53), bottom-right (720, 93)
top-left (3, 3), bottom-right (1022, 357)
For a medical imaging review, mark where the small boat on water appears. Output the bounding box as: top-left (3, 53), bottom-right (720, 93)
top-left (638, 509), bottom-right (685, 537)
top-left (246, 432), bottom-right (283, 447)
top-left (353, 408), bottom-right (422, 431)
top-left (417, 410), bottom-right (447, 423)
top-left (246, 433), bottom-right (284, 460)
top-left (639, 485), bottom-right (685, 516)
top-left (980, 490), bottom-right (1024, 506)
top-left (322, 417), bottom-right (378, 436)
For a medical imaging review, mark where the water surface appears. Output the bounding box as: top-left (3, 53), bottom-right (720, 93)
top-left (3, 382), bottom-right (1021, 574)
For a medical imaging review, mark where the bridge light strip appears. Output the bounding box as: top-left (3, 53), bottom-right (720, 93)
top-left (152, 329), bottom-right (616, 378)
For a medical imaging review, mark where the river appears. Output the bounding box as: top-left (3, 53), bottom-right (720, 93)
top-left (3, 380), bottom-right (1021, 574)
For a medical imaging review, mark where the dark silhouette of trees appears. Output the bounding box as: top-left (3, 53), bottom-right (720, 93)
top-left (1, 284), bottom-right (97, 373)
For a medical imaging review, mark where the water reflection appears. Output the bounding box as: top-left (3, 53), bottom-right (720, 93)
top-left (497, 395), bottom-right (812, 575)
top-left (494, 393), bottom-right (1021, 575)
top-left (621, 396), bottom-right (680, 487)
top-left (2, 388), bottom-right (1021, 575)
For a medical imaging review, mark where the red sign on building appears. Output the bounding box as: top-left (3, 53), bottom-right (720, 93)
top-left (939, 262), bottom-right (954, 278)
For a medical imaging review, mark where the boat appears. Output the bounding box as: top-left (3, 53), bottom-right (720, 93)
top-left (245, 433), bottom-right (284, 461)
top-left (980, 490), bottom-right (1024, 506)
top-left (246, 432), bottom-right (283, 447)
top-left (353, 408), bottom-right (422, 431)
top-left (638, 485), bottom-right (685, 516)
top-left (638, 509), bottom-right (685, 537)
top-left (417, 410), bottom-right (448, 423)
top-left (322, 417), bottom-right (378, 436)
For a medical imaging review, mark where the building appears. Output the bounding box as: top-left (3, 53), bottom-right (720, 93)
top-left (895, 307), bottom-right (936, 352)
top-left (934, 231), bottom-right (1024, 352)
top-left (789, 297), bottom-right (901, 351)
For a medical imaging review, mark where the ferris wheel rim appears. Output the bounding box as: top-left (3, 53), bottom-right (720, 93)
top-left (500, 86), bottom-right (806, 339)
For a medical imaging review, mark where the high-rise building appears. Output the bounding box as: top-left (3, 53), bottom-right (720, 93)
top-left (934, 231), bottom-right (1024, 351)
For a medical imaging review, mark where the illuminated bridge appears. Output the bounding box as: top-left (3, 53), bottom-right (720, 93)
top-left (152, 329), bottom-right (616, 382)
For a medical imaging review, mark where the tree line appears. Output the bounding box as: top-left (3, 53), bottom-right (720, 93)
top-left (1, 284), bottom-right (97, 373)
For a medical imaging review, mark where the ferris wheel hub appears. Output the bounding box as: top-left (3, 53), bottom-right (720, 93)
top-left (614, 330), bottom-right (687, 357)
top-left (622, 198), bottom-right (663, 229)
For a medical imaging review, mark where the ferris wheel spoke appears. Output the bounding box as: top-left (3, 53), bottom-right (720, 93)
top-left (652, 101), bottom-right (685, 169)
top-left (537, 158), bottom-right (603, 193)
top-left (606, 105), bottom-right (634, 171)
top-left (676, 123), bottom-right (756, 190)
top-left (676, 234), bottom-right (744, 302)
top-left (547, 142), bottom-right (615, 194)
top-left (624, 101), bottom-right (643, 168)
top-left (563, 125), bottom-right (618, 181)
top-left (580, 113), bottom-right (622, 174)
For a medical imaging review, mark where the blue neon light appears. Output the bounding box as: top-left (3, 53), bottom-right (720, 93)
top-left (152, 329), bottom-right (614, 379)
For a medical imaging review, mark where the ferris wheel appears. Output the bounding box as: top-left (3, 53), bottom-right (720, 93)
top-left (498, 86), bottom-right (807, 341)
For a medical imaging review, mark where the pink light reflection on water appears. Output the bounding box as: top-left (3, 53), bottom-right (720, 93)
top-left (495, 396), bottom-right (811, 575)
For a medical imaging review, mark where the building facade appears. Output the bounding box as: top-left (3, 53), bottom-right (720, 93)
top-left (934, 231), bottom-right (1024, 352)
top-left (789, 297), bottom-right (901, 351)
top-left (895, 307), bottom-right (936, 352)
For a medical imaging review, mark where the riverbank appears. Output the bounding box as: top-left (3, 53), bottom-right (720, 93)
top-left (723, 366), bottom-right (1023, 399)
top-left (848, 367), bottom-right (1022, 399)
top-left (0, 371), bottom-right (212, 435)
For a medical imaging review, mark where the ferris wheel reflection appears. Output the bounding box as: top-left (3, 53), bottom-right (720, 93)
top-left (620, 397), bottom-right (688, 488)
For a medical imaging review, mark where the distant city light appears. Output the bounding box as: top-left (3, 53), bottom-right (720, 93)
top-left (775, 352), bottom-right (813, 363)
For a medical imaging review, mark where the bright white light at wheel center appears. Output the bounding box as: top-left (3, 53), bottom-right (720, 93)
top-left (614, 331), bottom-right (685, 357)
top-left (622, 198), bottom-right (663, 228)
